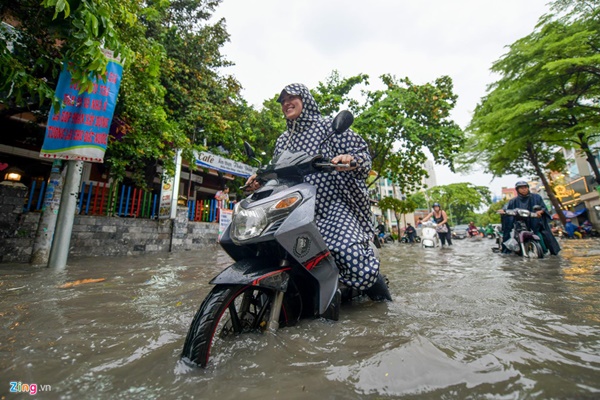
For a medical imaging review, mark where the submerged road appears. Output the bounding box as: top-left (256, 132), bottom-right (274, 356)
top-left (1, 237), bottom-right (599, 399)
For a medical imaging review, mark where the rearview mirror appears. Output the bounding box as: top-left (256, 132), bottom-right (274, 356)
top-left (332, 110), bottom-right (354, 134)
top-left (243, 141), bottom-right (256, 159)
top-left (318, 110), bottom-right (355, 151)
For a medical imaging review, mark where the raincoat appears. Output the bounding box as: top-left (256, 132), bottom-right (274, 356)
top-left (502, 192), bottom-right (561, 255)
top-left (274, 83), bottom-right (379, 290)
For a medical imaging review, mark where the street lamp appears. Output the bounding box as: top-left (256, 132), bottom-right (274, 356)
top-left (1, 167), bottom-right (26, 187)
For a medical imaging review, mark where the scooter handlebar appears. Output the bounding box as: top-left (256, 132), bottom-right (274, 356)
top-left (313, 159), bottom-right (358, 169)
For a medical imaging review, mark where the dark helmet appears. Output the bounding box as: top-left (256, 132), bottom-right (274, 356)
top-left (432, 202), bottom-right (441, 208)
top-left (515, 181), bottom-right (529, 189)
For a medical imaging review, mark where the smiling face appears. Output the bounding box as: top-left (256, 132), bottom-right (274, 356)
top-left (280, 93), bottom-right (303, 120)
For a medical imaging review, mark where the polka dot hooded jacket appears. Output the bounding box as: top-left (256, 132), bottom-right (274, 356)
top-left (274, 83), bottom-right (379, 290)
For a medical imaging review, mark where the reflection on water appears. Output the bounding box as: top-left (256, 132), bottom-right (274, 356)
top-left (1, 239), bottom-right (599, 399)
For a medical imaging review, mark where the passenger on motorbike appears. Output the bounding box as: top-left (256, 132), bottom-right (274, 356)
top-left (245, 83), bottom-right (390, 300)
top-left (497, 181), bottom-right (560, 255)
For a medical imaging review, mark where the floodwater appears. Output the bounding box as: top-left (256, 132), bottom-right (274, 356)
top-left (1, 238), bottom-right (599, 399)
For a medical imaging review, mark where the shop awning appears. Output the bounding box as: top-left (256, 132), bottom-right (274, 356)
top-left (194, 151), bottom-right (256, 179)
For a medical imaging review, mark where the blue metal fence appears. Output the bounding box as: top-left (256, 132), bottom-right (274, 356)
top-left (187, 199), bottom-right (234, 222)
top-left (23, 181), bottom-right (159, 219)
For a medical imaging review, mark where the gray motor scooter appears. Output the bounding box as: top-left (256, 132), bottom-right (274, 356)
top-left (181, 111), bottom-right (390, 368)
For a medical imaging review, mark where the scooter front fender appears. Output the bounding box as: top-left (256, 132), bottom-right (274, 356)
top-left (209, 258), bottom-right (291, 292)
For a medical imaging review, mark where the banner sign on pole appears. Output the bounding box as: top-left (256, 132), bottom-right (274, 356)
top-left (158, 179), bottom-right (174, 219)
top-left (40, 51), bottom-right (123, 163)
top-left (195, 151), bottom-right (255, 178)
top-left (158, 149), bottom-right (182, 219)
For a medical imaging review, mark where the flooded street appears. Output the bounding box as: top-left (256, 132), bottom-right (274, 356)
top-left (1, 238), bottom-right (600, 399)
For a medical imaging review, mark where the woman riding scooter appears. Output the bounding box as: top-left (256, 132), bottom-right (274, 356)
top-left (245, 83), bottom-right (391, 300)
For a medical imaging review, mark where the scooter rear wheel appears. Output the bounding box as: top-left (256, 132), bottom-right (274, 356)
top-left (181, 284), bottom-right (294, 367)
top-left (525, 241), bottom-right (544, 259)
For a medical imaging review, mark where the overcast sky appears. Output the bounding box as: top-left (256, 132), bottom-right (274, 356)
top-left (211, 0), bottom-right (552, 196)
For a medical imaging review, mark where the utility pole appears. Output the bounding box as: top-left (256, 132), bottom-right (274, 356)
top-left (48, 160), bottom-right (83, 269)
top-left (30, 160), bottom-right (65, 265)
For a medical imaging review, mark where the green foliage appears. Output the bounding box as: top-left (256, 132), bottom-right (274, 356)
top-left (479, 199), bottom-right (506, 226)
top-left (312, 70), bottom-right (369, 117)
top-left (408, 191), bottom-right (429, 209)
top-left (423, 182), bottom-right (492, 225)
top-left (3, 1), bottom-right (462, 193)
top-left (312, 72), bottom-right (465, 193)
top-left (41, 0), bottom-right (135, 93)
top-left (378, 195), bottom-right (418, 228)
top-left (464, 4), bottom-right (600, 224)
top-left (378, 196), bottom-right (417, 215)
top-left (117, 0), bottom-right (247, 185)
top-left (1, 0), bottom-right (248, 187)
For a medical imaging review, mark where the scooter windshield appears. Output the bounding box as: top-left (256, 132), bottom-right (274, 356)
top-left (266, 150), bottom-right (312, 169)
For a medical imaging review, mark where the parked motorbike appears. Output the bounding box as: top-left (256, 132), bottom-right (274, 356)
top-left (483, 225), bottom-right (494, 238)
top-left (180, 111), bottom-right (390, 368)
top-left (420, 221), bottom-right (440, 248)
top-left (495, 207), bottom-right (545, 258)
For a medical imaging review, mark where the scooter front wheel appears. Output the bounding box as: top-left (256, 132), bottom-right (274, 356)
top-left (181, 284), bottom-right (292, 368)
top-left (525, 241), bottom-right (544, 259)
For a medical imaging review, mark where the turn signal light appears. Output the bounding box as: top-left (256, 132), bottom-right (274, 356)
top-left (274, 195), bottom-right (300, 210)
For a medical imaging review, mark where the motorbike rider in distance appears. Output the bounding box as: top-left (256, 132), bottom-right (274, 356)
top-left (404, 223), bottom-right (417, 243)
top-left (467, 221), bottom-right (479, 237)
top-left (245, 83), bottom-right (391, 301)
top-left (498, 180), bottom-right (560, 255)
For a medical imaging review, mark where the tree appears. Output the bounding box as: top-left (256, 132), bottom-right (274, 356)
top-left (423, 183), bottom-right (491, 225)
top-left (111, 0), bottom-right (248, 185)
top-left (491, 13), bottom-right (600, 183)
top-left (478, 199), bottom-right (506, 226)
top-left (464, 6), bottom-right (599, 226)
top-left (1, 0), bottom-right (135, 112)
top-left (311, 72), bottom-right (465, 193)
top-left (408, 191), bottom-right (429, 209)
top-left (467, 100), bottom-right (568, 224)
top-left (1, 0), bottom-right (250, 187)
top-left (378, 196), bottom-right (417, 229)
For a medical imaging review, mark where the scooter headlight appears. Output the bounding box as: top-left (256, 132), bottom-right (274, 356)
top-left (517, 209), bottom-right (531, 217)
top-left (231, 192), bottom-right (302, 242)
top-left (231, 206), bottom-right (268, 242)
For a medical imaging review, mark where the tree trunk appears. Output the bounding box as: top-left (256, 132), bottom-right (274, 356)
top-left (527, 145), bottom-right (566, 226)
top-left (580, 142), bottom-right (600, 184)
